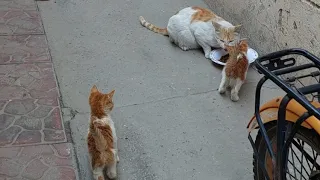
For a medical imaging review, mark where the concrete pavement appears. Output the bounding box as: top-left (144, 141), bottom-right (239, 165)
top-left (36, 0), bottom-right (284, 179)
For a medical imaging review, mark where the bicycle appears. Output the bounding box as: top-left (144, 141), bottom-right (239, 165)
top-left (247, 49), bottom-right (320, 180)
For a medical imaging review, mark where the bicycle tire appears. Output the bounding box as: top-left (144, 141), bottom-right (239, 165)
top-left (253, 121), bottom-right (320, 180)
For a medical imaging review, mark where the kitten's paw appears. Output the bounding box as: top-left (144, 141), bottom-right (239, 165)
top-left (218, 87), bottom-right (226, 94)
top-left (107, 171), bottom-right (117, 179)
top-left (97, 176), bottom-right (104, 180)
top-left (205, 53), bottom-right (210, 59)
top-left (231, 94), bottom-right (239, 102)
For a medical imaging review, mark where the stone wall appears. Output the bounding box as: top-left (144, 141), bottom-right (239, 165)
top-left (204, 0), bottom-right (320, 57)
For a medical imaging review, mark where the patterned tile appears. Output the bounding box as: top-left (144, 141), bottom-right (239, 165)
top-left (0, 0), bottom-right (37, 11)
top-left (0, 35), bottom-right (50, 64)
top-left (0, 143), bottom-right (77, 180)
top-left (0, 10), bottom-right (44, 35)
top-left (0, 63), bottom-right (66, 147)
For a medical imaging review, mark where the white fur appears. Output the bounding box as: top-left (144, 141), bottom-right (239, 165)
top-left (92, 167), bottom-right (104, 180)
top-left (167, 7), bottom-right (235, 58)
top-left (218, 68), bottom-right (247, 102)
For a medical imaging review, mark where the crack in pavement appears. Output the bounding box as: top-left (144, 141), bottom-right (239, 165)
top-left (115, 88), bottom-right (219, 109)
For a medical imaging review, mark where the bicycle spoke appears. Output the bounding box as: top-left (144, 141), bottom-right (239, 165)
top-left (311, 150), bottom-right (318, 172)
top-left (291, 141), bottom-right (312, 173)
top-left (288, 159), bottom-right (308, 180)
top-left (290, 145), bottom-right (298, 178)
top-left (303, 148), bottom-right (313, 172)
top-left (292, 140), bottom-right (320, 170)
top-left (290, 141), bottom-right (310, 177)
top-left (286, 170), bottom-right (296, 180)
top-left (300, 140), bottom-right (309, 179)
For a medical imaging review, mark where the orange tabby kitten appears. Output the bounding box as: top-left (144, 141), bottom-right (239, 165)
top-left (87, 85), bottom-right (119, 180)
top-left (218, 39), bottom-right (249, 102)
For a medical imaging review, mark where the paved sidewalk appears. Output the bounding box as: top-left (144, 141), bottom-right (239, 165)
top-left (0, 0), bottom-right (78, 179)
top-left (36, 0), bottom-right (277, 179)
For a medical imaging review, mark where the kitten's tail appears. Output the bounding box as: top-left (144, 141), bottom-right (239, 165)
top-left (139, 16), bottom-right (169, 36)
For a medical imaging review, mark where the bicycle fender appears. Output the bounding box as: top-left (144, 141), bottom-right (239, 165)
top-left (247, 96), bottom-right (320, 134)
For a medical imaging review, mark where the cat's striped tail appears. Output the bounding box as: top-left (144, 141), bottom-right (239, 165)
top-left (139, 16), bottom-right (169, 36)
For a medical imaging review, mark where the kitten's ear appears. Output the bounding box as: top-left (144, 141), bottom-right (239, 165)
top-left (239, 39), bottom-right (248, 51)
top-left (239, 38), bottom-right (247, 44)
top-left (212, 21), bottom-right (221, 30)
top-left (240, 38), bottom-right (247, 41)
top-left (91, 85), bottom-right (98, 93)
top-left (234, 24), bottom-right (242, 32)
top-left (107, 89), bottom-right (115, 98)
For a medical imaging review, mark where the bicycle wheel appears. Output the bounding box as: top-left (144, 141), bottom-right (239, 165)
top-left (253, 121), bottom-right (320, 180)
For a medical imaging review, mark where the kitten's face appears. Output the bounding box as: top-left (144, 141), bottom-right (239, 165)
top-left (89, 85), bottom-right (115, 113)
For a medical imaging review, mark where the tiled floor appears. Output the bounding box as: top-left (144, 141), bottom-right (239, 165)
top-left (0, 0), bottom-right (43, 35)
top-left (0, 0), bottom-right (78, 179)
top-left (0, 63), bottom-right (65, 146)
top-left (0, 143), bottom-right (77, 180)
top-left (0, 35), bottom-right (50, 64)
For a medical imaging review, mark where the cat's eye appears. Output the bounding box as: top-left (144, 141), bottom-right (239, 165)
top-left (220, 39), bottom-right (225, 43)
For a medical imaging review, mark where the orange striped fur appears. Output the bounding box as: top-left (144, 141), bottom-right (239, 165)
top-left (219, 27), bottom-right (238, 45)
top-left (191, 6), bottom-right (220, 22)
top-left (87, 85), bottom-right (117, 180)
top-left (225, 40), bottom-right (249, 81)
top-left (218, 39), bottom-right (249, 101)
top-left (139, 16), bottom-right (168, 35)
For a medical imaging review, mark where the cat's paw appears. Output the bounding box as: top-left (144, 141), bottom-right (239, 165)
top-left (181, 46), bottom-right (189, 51)
top-left (231, 94), bottom-right (239, 102)
top-left (97, 176), bottom-right (104, 180)
top-left (218, 87), bottom-right (226, 94)
top-left (205, 53), bottom-right (210, 59)
top-left (107, 171), bottom-right (117, 179)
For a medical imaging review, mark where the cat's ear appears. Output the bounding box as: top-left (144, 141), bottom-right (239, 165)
top-left (239, 38), bottom-right (248, 44)
top-left (212, 21), bottom-right (221, 31)
top-left (91, 85), bottom-right (98, 93)
top-left (239, 38), bottom-right (248, 51)
top-left (107, 89), bottom-right (115, 98)
top-left (234, 24), bottom-right (242, 32)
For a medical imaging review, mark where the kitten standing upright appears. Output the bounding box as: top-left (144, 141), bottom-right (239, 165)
top-left (218, 39), bottom-right (249, 102)
top-left (87, 85), bottom-right (119, 180)
top-left (139, 6), bottom-right (241, 58)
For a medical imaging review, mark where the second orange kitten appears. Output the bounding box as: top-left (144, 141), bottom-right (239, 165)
top-left (218, 39), bottom-right (249, 102)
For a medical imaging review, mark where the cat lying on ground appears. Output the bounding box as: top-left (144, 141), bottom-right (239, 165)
top-left (139, 6), bottom-right (241, 58)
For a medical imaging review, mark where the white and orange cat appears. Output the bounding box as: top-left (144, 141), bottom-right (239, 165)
top-left (139, 6), bottom-right (241, 58)
top-left (218, 39), bottom-right (249, 102)
top-left (87, 85), bottom-right (119, 180)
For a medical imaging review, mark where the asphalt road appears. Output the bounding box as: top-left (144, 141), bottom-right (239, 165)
top-left (37, 0), bottom-right (282, 179)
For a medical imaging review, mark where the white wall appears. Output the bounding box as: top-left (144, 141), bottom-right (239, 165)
top-left (205, 0), bottom-right (320, 56)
